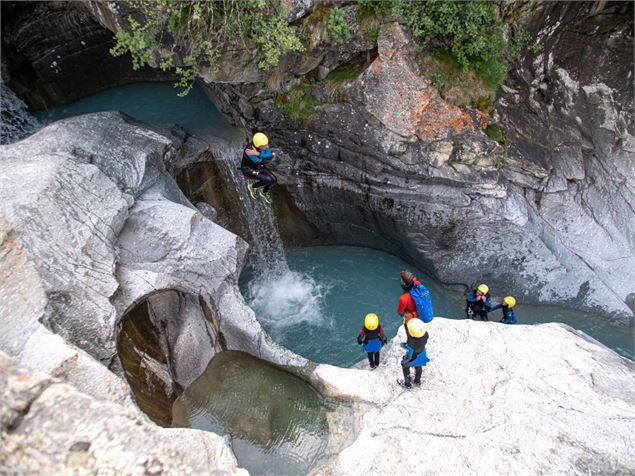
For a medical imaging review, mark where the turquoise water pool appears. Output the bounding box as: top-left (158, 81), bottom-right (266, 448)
top-left (240, 246), bottom-right (634, 366)
top-left (32, 84), bottom-right (633, 364)
top-left (34, 82), bottom-right (229, 136)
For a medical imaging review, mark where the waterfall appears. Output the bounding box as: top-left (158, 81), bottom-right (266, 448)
top-left (207, 135), bottom-right (328, 329)
top-left (0, 84), bottom-right (40, 145)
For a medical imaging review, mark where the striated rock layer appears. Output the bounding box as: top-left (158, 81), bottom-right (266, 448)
top-left (1, 1), bottom-right (171, 109)
top-left (206, 5), bottom-right (634, 323)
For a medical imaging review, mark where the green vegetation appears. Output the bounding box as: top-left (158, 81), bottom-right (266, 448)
top-left (485, 124), bottom-right (507, 146)
top-left (485, 125), bottom-right (509, 169)
top-left (427, 49), bottom-right (463, 91)
top-left (327, 7), bottom-right (354, 45)
top-left (110, 0), bottom-right (304, 95)
top-left (109, 0), bottom-right (529, 104)
top-left (470, 96), bottom-right (493, 111)
top-left (325, 65), bottom-right (361, 84)
top-left (274, 82), bottom-right (320, 121)
top-left (366, 26), bottom-right (380, 46)
top-left (397, 0), bottom-right (508, 88)
top-left (355, 0), bottom-right (393, 20)
top-left (422, 49), bottom-right (494, 111)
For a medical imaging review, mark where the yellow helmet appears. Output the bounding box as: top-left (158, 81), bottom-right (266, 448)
top-left (407, 318), bottom-right (427, 338)
top-left (503, 296), bottom-right (516, 308)
top-left (364, 313), bottom-right (379, 330)
top-left (477, 284), bottom-right (489, 295)
top-left (253, 132), bottom-right (269, 148)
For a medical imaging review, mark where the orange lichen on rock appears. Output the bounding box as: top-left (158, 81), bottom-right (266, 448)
top-left (360, 22), bottom-right (483, 142)
top-left (414, 90), bottom-right (478, 141)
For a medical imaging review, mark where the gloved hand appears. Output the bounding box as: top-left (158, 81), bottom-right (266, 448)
top-left (400, 357), bottom-right (409, 366)
top-left (382, 337), bottom-right (388, 345)
top-left (399, 342), bottom-right (407, 349)
top-left (357, 338), bottom-right (363, 345)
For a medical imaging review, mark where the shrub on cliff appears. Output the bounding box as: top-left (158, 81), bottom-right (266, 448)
top-left (327, 7), bottom-right (354, 45)
top-left (110, 0), bottom-right (304, 95)
top-left (397, 0), bottom-right (508, 88)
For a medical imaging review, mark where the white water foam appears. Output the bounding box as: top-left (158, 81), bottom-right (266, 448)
top-left (246, 268), bottom-right (331, 330)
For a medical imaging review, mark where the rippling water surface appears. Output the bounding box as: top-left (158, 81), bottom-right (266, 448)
top-left (172, 351), bottom-right (332, 476)
top-left (241, 246), bottom-right (634, 365)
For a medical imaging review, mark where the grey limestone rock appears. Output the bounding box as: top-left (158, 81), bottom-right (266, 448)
top-left (312, 318), bottom-right (635, 475)
top-left (1, 111), bottom-right (312, 428)
top-left (0, 351), bottom-right (246, 475)
top-left (212, 9), bottom-right (634, 323)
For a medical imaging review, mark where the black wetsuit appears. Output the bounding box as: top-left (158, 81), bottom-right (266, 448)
top-left (401, 332), bottom-right (429, 385)
top-left (357, 325), bottom-right (387, 367)
top-left (465, 291), bottom-right (492, 321)
top-left (240, 143), bottom-right (276, 192)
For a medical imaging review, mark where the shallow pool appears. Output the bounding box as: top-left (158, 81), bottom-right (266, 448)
top-left (240, 246), bottom-right (634, 365)
top-left (172, 351), bottom-right (335, 476)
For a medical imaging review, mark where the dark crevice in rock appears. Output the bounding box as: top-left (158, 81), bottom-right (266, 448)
top-left (199, 296), bottom-right (227, 353)
top-left (116, 297), bottom-right (182, 426)
top-left (3, 375), bottom-right (54, 434)
top-left (176, 160), bottom-right (251, 242)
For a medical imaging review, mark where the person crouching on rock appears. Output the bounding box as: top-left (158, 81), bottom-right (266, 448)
top-left (465, 283), bottom-right (492, 321)
top-left (397, 318), bottom-right (430, 389)
top-left (491, 296), bottom-right (518, 324)
top-left (241, 132), bottom-right (276, 204)
top-left (357, 313), bottom-right (387, 370)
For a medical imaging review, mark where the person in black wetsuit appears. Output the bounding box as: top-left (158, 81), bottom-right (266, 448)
top-left (356, 313), bottom-right (387, 370)
top-left (241, 132), bottom-right (276, 204)
top-left (397, 318), bottom-right (430, 389)
top-left (465, 283), bottom-right (492, 321)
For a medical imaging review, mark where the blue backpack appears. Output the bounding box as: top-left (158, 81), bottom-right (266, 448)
top-left (410, 283), bottom-right (434, 323)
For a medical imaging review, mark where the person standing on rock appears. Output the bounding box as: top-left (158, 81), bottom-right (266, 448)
top-left (241, 132), bottom-right (276, 205)
top-left (490, 296), bottom-right (518, 324)
top-left (465, 284), bottom-right (492, 320)
top-left (356, 313), bottom-right (388, 370)
top-left (397, 270), bottom-right (420, 335)
top-left (397, 318), bottom-right (430, 389)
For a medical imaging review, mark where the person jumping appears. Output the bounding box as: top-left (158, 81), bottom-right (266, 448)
top-left (241, 132), bottom-right (276, 205)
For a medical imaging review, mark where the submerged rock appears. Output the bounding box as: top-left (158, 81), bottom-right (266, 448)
top-left (312, 318), bottom-right (635, 474)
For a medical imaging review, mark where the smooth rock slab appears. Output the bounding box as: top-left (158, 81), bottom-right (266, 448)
top-left (313, 318), bottom-right (635, 475)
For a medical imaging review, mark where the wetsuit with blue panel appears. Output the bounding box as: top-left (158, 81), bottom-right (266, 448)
top-left (490, 303), bottom-right (517, 324)
top-left (357, 324), bottom-right (387, 369)
top-left (400, 332), bottom-right (430, 386)
top-left (465, 291), bottom-right (492, 321)
top-left (241, 143), bottom-right (276, 193)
